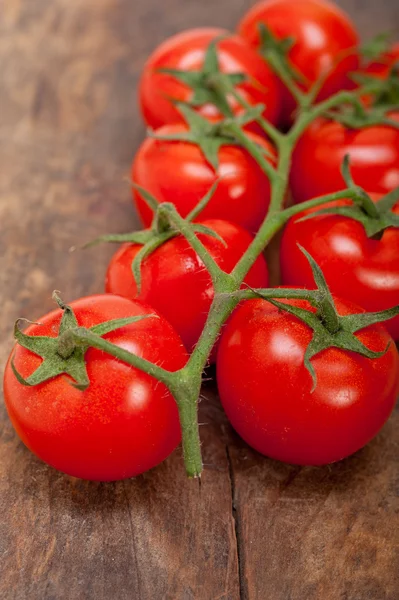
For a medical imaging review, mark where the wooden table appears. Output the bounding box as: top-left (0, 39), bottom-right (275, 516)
top-left (1, 1), bottom-right (398, 598)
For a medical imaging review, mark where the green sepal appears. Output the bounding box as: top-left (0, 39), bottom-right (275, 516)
top-left (150, 102), bottom-right (237, 169)
top-left (359, 32), bottom-right (393, 62)
top-left (192, 224), bottom-right (227, 247)
top-left (296, 160), bottom-right (399, 239)
top-left (131, 215), bottom-right (228, 294)
top-left (266, 297), bottom-right (388, 392)
top-left (297, 202), bottom-right (399, 239)
top-left (12, 298), bottom-right (154, 390)
top-left (90, 315), bottom-right (157, 337)
top-left (150, 102), bottom-right (268, 169)
top-left (253, 247), bottom-right (398, 391)
top-left (258, 23), bottom-right (305, 84)
top-left (84, 180), bottom-right (222, 293)
top-left (130, 182), bottom-right (160, 212)
top-left (83, 230), bottom-right (153, 249)
top-left (324, 91), bottom-right (399, 130)
top-left (131, 232), bottom-right (175, 293)
top-left (157, 36), bottom-right (247, 118)
top-left (352, 65), bottom-right (399, 109)
top-left (187, 180), bottom-right (219, 221)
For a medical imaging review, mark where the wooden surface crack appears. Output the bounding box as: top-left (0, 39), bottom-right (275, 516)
top-left (226, 444), bottom-right (244, 600)
top-left (122, 481), bottom-right (143, 599)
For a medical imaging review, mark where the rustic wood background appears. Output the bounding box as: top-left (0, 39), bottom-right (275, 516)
top-left (1, 1), bottom-right (398, 598)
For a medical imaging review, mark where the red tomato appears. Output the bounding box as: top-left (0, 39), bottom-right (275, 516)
top-left (217, 296), bottom-right (399, 465)
top-left (105, 219), bottom-right (269, 354)
top-left (280, 198), bottom-right (399, 339)
top-left (139, 28), bottom-right (280, 131)
top-left (290, 115), bottom-right (399, 203)
top-left (132, 124), bottom-right (275, 233)
top-left (238, 0), bottom-right (359, 126)
top-left (3, 295), bottom-right (188, 481)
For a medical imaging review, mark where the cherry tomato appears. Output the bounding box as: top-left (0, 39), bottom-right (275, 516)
top-left (132, 124), bottom-right (275, 233)
top-left (290, 115), bottom-right (399, 203)
top-left (217, 296), bottom-right (399, 465)
top-left (105, 219), bottom-right (269, 354)
top-left (280, 198), bottom-right (399, 339)
top-left (238, 0), bottom-right (359, 127)
top-left (3, 295), bottom-right (188, 481)
top-left (139, 28), bottom-right (280, 132)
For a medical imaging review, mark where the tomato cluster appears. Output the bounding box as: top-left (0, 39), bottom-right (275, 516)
top-left (3, 0), bottom-right (399, 481)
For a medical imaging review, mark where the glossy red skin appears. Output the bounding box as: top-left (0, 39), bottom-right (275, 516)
top-left (238, 0), bottom-right (359, 126)
top-left (280, 198), bottom-right (399, 339)
top-left (217, 296), bottom-right (399, 465)
top-left (3, 295), bottom-right (188, 481)
top-left (106, 219), bottom-right (269, 354)
top-left (132, 124), bottom-right (275, 234)
top-left (139, 28), bottom-right (280, 132)
top-left (290, 116), bottom-right (399, 204)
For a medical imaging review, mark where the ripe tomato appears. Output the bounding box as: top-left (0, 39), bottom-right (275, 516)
top-left (139, 28), bottom-right (280, 131)
top-left (3, 295), bottom-right (188, 481)
top-left (280, 198), bottom-right (399, 339)
top-left (238, 0), bottom-right (359, 126)
top-left (290, 116), bottom-right (399, 203)
top-left (105, 219), bottom-right (269, 354)
top-left (217, 296), bottom-right (399, 465)
top-left (132, 124), bottom-right (275, 233)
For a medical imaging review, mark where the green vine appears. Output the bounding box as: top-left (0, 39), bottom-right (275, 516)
top-left (13, 32), bottom-right (399, 478)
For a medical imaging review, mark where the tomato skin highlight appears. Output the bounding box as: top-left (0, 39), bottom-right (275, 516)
top-left (280, 198), bottom-right (399, 340)
top-left (3, 295), bottom-right (188, 482)
top-left (290, 116), bottom-right (399, 204)
top-left (217, 297), bottom-right (399, 465)
top-left (238, 0), bottom-right (359, 126)
top-left (132, 124), bottom-right (275, 234)
top-left (105, 219), bottom-right (269, 354)
top-left (139, 27), bottom-right (280, 131)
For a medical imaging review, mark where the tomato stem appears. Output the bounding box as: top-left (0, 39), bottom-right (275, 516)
top-left (156, 203), bottom-right (228, 285)
top-left (14, 38), bottom-right (399, 480)
top-left (70, 328), bottom-right (175, 388)
top-left (224, 122), bottom-right (278, 183)
top-left (171, 375), bottom-right (203, 478)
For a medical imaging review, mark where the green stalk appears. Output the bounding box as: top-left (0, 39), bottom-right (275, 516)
top-left (169, 373), bottom-right (203, 478)
top-left (226, 122), bottom-right (278, 184)
top-left (71, 328), bottom-right (174, 387)
top-left (157, 203), bottom-right (230, 286)
top-left (58, 60), bottom-right (381, 478)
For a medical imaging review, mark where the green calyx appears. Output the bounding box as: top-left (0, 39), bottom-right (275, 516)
top-left (297, 156), bottom-right (399, 239)
top-left (158, 36), bottom-right (247, 118)
top-left (353, 65), bottom-right (399, 110)
top-left (258, 23), bottom-right (304, 85)
top-left (150, 102), bottom-right (266, 169)
top-left (85, 182), bottom-right (226, 293)
top-left (359, 32), bottom-right (392, 62)
top-left (324, 86), bottom-right (399, 130)
top-left (252, 247), bottom-right (399, 391)
top-left (12, 292), bottom-right (155, 390)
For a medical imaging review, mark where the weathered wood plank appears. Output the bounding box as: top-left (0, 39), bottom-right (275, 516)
top-left (228, 3), bottom-right (399, 599)
top-left (0, 1), bottom-right (242, 598)
top-left (228, 412), bottom-right (399, 600)
top-left (0, 1), bottom-right (398, 599)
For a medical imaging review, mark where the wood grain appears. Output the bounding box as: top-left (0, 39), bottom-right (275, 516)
top-left (0, 1), bottom-right (398, 599)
